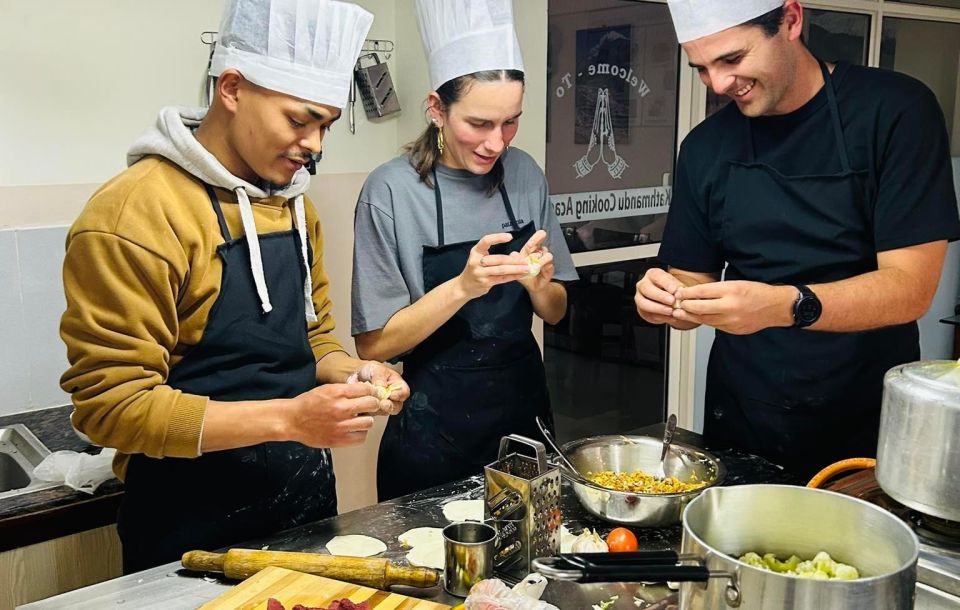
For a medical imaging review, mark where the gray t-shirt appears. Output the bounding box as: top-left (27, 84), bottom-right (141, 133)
top-left (351, 148), bottom-right (578, 335)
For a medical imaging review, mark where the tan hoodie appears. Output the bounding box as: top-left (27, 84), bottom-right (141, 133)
top-left (60, 107), bottom-right (344, 480)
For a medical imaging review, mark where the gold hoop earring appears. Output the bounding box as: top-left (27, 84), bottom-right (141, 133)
top-left (436, 126), bottom-right (445, 154)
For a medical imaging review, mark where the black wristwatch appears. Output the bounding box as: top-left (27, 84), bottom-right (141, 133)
top-left (792, 285), bottom-right (822, 328)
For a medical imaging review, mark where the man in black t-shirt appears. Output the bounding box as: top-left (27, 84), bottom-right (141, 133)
top-left (636, 1), bottom-right (960, 478)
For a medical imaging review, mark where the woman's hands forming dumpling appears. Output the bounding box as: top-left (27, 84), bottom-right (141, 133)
top-left (456, 230), bottom-right (554, 300)
top-left (515, 230), bottom-right (555, 293)
top-left (458, 233), bottom-right (532, 299)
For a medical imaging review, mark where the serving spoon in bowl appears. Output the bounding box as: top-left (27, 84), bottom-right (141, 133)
top-left (535, 416), bottom-right (593, 485)
top-left (652, 413), bottom-right (678, 478)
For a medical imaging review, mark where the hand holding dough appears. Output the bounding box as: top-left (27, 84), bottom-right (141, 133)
top-left (517, 229), bottom-right (548, 280)
top-left (363, 380), bottom-right (405, 401)
top-left (346, 366), bottom-right (407, 415)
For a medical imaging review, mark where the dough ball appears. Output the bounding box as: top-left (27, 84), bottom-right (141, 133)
top-left (526, 253), bottom-right (542, 278)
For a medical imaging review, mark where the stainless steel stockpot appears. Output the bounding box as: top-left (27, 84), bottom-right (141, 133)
top-left (536, 484), bottom-right (918, 608)
top-left (877, 360), bottom-right (960, 522)
top-left (559, 434), bottom-right (725, 526)
top-left (679, 485), bottom-right (918, 609)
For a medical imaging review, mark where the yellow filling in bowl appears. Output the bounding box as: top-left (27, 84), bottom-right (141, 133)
top-left (586, 469), bottom-right (707, 494)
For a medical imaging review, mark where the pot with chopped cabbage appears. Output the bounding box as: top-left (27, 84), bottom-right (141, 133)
top-left (534, 484), bottom-right (918, 609)
top-left (677, 484), bottom-right (918, 609)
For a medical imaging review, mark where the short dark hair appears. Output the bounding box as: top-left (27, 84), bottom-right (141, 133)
top-left (745, 6), bottom-right (786, 37)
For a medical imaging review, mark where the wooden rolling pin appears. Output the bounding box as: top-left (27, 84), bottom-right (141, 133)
top-left (181, 548), bottom-right (440, 589)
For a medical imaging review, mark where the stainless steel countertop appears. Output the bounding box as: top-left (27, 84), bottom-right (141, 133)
top-left (18, 424), bottom-right (960, 609)
top-left (13, 426), bottom-right (810, 610)
top-left (19, 475), bottom-right (676, 609)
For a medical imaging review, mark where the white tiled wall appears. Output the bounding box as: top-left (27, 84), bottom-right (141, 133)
top-left (0, 226), bottom-right (70, 415)
top-left (0, 230), bottom-right (31, 411)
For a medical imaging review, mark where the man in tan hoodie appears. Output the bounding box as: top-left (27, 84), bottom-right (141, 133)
top-left (59, 0), bottom-right (407, 572)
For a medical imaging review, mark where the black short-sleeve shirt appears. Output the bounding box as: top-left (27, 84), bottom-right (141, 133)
top-left (659, 62), bottom-right (960, 276)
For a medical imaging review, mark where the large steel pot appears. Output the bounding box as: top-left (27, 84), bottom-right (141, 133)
top-left (679, 485), bottom-right (918, 609)
top-left (536, 484), bottom-right (919, 609)
top-left (877, 360), bottom-right (960, 522)
top-left (560, 435), bottom-right (724, 526)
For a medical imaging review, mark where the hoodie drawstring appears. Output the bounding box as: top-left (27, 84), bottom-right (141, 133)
top-left (293, 195), bottom-right (318, 323)
top-left (234, 188), bottom-right (317, 323)
top-left (235, 187), bottom-right (273, 315)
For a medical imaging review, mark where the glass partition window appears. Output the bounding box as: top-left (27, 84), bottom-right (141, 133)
top-left (545, 1), bottom-right (680, 438)
top-left (544, 259), bottom-right (667, 442)
top-left (546, 1), bottom-right (680, 253)
top-left (880, 17), bottom-right (960, 156)
top-left (807, 9), bottom-right (872, 65)
top-left (887, 0), bottom-right (960, 9)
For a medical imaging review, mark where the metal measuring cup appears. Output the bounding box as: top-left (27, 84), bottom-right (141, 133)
top-left (442, 521), bottom-right (496, 597)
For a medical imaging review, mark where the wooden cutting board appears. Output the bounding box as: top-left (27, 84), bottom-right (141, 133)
top-left (200, 566), bottom-right (453, 610)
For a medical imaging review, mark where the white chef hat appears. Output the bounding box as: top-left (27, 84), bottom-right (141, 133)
top-left (668, 0), bottom-right (784, 44)
top-left (210, 0), bottom-right (373, 108)
top-left (415, 0), bottom-right (524, 91)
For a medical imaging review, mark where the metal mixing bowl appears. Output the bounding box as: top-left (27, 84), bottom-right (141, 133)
top-left (560, 434), bottom-right (725, 526)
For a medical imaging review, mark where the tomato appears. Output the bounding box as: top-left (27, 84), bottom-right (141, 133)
top-left (606, 527), bottom-right (639, 552)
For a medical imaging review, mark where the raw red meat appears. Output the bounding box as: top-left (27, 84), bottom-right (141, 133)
top-left (320, 601), bottom-right (371, 610)
top-left (266, 599), bottom-right (368, 610)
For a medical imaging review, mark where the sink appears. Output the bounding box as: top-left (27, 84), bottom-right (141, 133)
top-left (0, 424), bottom-right (60, 499)
top-left (0, 453), bottom-right (32, 492)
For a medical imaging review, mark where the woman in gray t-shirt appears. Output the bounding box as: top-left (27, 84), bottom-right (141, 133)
top-left (351, 68), bottom-right (577, 500)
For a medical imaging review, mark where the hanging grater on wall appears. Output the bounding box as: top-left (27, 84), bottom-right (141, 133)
top-left (484, 435), bottom-right (561, 583)
top-left (354, 53), bottom-right (400, 119)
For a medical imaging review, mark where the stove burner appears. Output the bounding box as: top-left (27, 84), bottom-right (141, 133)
top-left (821, 468), bottom-right (910, 515)
top-left (821, 467), bottom-right (960, 552)
top-left (911, 512), bottom-right (960, 549)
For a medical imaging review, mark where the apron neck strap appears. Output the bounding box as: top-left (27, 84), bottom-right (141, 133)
top-left (203, 183), bottom-right (233, 241)
top-left (431, 165), bottom-right (519, 248)
top-left (499, 182), bottom-right (520, 231)
top-left (819, 59), bottom-right (852, 172)
top-left (744, 59), bottom-right (850, 173)
top-left (432, 167), bottom-right (446, 247)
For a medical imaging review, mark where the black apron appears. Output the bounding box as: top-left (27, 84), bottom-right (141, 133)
top-left (376, 169), bottom-right (553, 500)
top-left (704, 61), bottom-right (918, 479)
top-left (117, 184), bottom-right (337, 573)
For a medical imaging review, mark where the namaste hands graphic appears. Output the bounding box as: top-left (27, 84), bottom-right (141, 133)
top-left (573, 88), bottom-right (629, 180)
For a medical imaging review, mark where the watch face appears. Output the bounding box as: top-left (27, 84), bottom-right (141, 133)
top-left (797, 297), bottom-right (822, 324)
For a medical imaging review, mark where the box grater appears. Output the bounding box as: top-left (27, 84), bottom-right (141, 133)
top-left (353, 53), bottom-right (400, 119)
top-left (484, 435), bottom-right (561, 582)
